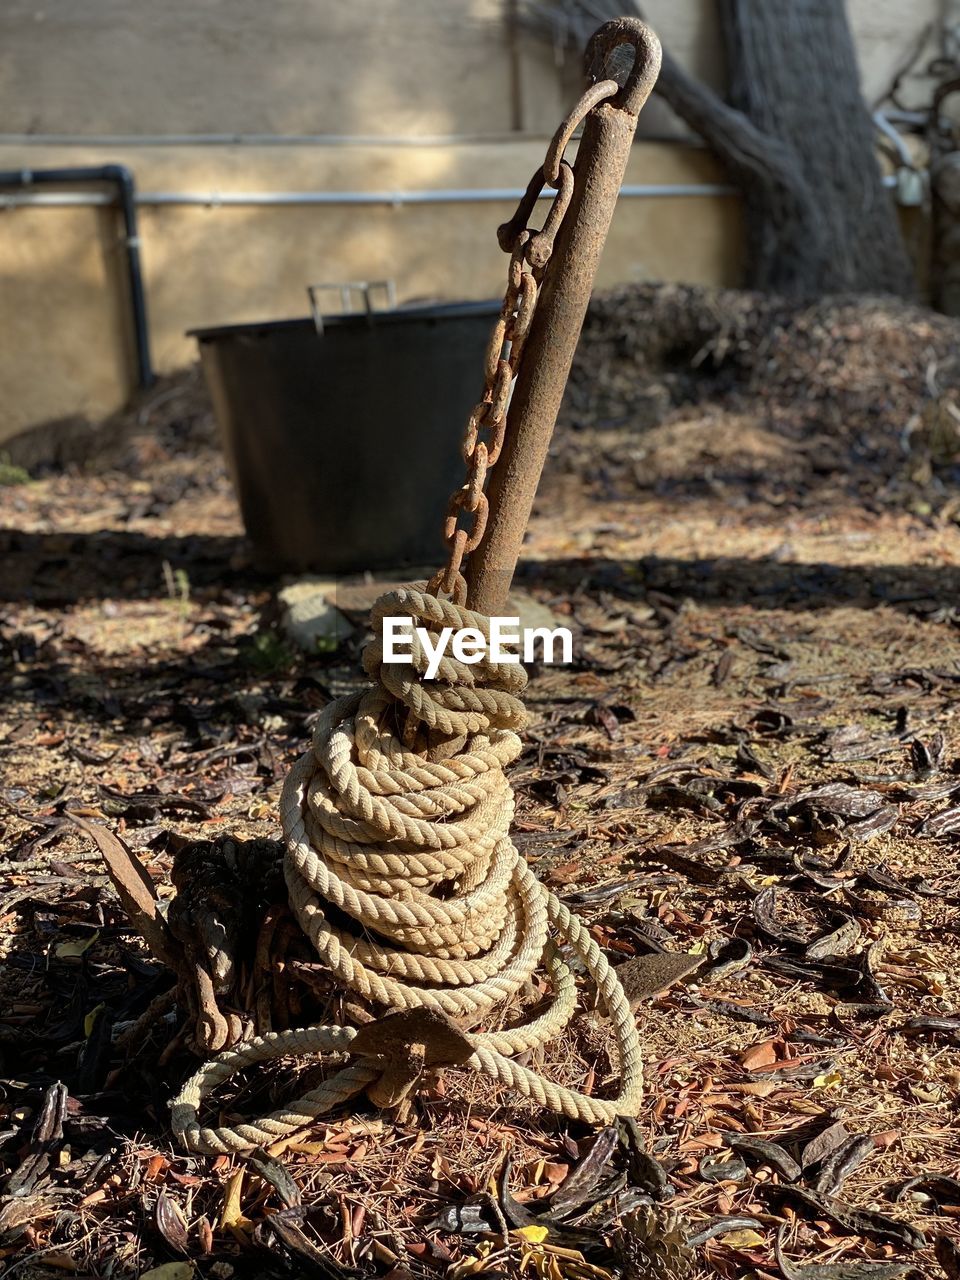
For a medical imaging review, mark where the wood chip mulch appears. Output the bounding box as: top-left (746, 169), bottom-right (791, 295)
top-left (0, 285), bottom-right (958, 1280)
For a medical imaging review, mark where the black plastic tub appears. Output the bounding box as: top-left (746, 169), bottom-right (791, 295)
top-left (191, 300), bottom-right (500, 573)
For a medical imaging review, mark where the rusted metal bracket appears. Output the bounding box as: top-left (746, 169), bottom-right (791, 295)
top-left (465, 18), bottom-right (661, 615)
top-left (349, 1007), bottom-right (474, 1108)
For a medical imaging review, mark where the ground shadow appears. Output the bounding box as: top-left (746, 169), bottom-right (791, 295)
top-left (4, 526), bottom-right (958, 622)
top-left (518, 552), bottom-right (960, 620)
top-left (0, 527), bottom-right (260, 605)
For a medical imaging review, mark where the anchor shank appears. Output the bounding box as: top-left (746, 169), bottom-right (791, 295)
top-left (465, 22), bottom-right (659, 616)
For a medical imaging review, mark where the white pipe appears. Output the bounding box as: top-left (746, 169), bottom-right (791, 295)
top-left (0, 192), bottom-right (114, 206)
top-left (878, 110), bottom-right (930, 127)
top-left (143, 183), bottom-right (740, 204)
top-left (1, 175), bottom-right (903, 212)
top-left (0, 131), bottom-right (711, 149)
top-left (0, 182), bottom-right (739, 211)
top-left (873, 111), bottom-right (914, 169)
top-left (0, 132), bottom-right (553, 148)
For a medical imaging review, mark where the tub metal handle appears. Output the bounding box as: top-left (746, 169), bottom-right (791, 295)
top-left (307, 280), bottom-right (397, 335)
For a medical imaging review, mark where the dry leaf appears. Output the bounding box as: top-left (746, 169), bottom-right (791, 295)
top-left (814, 1071), bottom-right (843, 1089)
top-left (720, 1228), bottom-right (766, 1248)
top-left (741, 1039), bottom-right (783, 1070)
top-left (220, 1169), bottom-right (252, 1232)
top-left (83, 1003), bottom-right (105, 1036)
top-left (55, 931), bottom-right (99, 959)
top-left (514, 1225), bottom-right (550, 1244)
top-left (139, 1266), bottom-right (195, 1280)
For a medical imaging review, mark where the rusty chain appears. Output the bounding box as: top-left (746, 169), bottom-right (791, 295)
top-left (426, 78), bottom-right (621, 607)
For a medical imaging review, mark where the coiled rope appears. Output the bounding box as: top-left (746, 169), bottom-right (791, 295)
top-left (171, 586), bottom-right (642, 1153)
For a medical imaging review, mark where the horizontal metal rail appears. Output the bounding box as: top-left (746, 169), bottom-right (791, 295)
top-left (0, 181), bottom-right (741, 210)
top-left (0, 131), bottom-right (710, 148)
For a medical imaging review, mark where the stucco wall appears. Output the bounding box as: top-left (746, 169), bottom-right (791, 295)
top-left (0, 0), bottom-right (709, 139)
top-left (0, 0), bottom-right (941, 442)
top-left (0, 0), bottom-right (939, 138)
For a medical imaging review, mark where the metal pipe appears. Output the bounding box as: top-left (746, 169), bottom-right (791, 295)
top-left (873, 111), bottom-right (914, 169)
top-left (876, 110), bottom-right (930, 127)
top-left (465, 18), bottom-right (661, 615)
top-left (0, 181), bottom-right (738, 210)
top-left (0, 131), bottom-right (712, 148)
top-left (0, 165), bottom-right (154, 388)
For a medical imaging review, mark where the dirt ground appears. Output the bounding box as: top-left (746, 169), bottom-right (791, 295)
top-left (1, 286), bottom-right (959, 1280)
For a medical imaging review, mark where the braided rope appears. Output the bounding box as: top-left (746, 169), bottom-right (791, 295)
top-left (170, 587), bottom-right (642, 1153)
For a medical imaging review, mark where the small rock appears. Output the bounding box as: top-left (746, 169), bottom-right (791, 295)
top-left (278, 580), bottom-right (354, 652)
top-left (278, 576), bottom-right (561, 652)
top-left (506, 589), bottom-right (564, 634)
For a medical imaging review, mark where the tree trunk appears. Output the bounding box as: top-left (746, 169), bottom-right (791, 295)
top-left (527, 0), bottom-right (916, 297)
top-left (712, 0), bottom-right (914, 295)
top-left (652, 42), bottom-right (834, 295)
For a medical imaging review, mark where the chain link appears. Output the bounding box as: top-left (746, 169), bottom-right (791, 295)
top-left (427, 78), bottom-right (620, 608)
